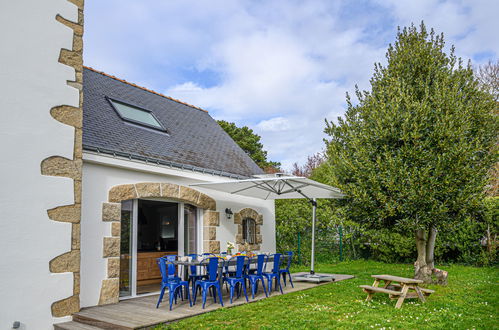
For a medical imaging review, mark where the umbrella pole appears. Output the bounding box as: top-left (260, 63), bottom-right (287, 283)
top-left (310, 198), bottom-right (317, 275)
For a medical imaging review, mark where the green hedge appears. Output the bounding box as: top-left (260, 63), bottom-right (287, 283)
top-left (276, 197), bottom-right (498, 266)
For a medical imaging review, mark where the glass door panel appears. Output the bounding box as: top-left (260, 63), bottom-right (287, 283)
top-left (184, 204), bottom-right (197, 255)
top-left (119, 200), bottom-right (133, 297)
top-left (136, 200), bottom-right (178, 294)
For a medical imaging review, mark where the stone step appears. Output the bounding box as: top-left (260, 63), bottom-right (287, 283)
top-left (54, 321), bottom-right (104, 330)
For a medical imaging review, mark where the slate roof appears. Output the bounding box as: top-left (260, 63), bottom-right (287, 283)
top-left (82, 67), bottom-right (263, 177)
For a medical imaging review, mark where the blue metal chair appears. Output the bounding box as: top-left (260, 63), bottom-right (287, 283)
top-left (187, 254), bottom-right (207, 297)
top-left (279, 251), bottom-right (294, 288)
top-left (223, 255), bottom-right (249, 303)
top-left (156, 258), bottom-right (191, 310)
top-left (262, 253), bottom-right (283, 295)
top-left (246, 254), bottom-right (268, 299)
top-left (193, 257), bottom-right (224, 309)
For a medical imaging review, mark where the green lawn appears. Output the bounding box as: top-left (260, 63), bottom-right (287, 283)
top-left (157, 260), bottom-right (498, 329)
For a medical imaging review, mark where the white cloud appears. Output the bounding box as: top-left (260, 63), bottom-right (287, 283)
top-left (84, 0), bottom-right (498, 171)
top-left (256, 117), bottom-right (291, 132)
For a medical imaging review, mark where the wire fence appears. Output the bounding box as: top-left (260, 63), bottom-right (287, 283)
top-left (277, 225), bottom-right (369, 266)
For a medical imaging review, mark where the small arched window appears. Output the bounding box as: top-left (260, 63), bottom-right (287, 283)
top-left (242, 217), bottom-right (256, 244)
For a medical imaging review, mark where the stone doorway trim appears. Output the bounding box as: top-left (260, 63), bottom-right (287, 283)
top-left (234, 207), bottom-right (263, 251)
top-left (98, 182), bottom-right (219, 305)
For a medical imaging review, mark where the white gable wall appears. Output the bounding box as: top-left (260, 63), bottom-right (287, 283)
top-left (0, 1), bottom-right (80, 328)
top-left (80, 154), bottom-right (275, 308)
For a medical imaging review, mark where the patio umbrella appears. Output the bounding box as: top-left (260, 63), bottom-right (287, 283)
top-left (191, 174), bottom-right (344, 282)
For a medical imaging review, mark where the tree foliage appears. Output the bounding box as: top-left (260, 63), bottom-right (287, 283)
top-left (323, 23), bottom-right (498, 276)
top-left (217, 120), bottom-right (281, 172)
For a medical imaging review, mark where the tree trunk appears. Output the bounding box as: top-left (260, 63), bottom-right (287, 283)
top-left (414, 227), bottom-right (448, 285)
top-left (426, 227), bottom-right (437, 269)
top-left (350, 227), bottom-right (357, 259)
top-left (414, 229), bottom-right (432, 283)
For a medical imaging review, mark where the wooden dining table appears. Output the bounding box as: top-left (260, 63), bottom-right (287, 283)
top-left (360, 274), bottom-right (435, 308)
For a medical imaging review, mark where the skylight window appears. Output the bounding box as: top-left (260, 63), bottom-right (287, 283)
top-left (109, 98), bottom-right (165, 131)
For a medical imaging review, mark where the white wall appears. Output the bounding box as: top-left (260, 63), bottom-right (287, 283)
top-left (0, 0), bottom-right (79, 328)
top-left (80, 155), bottom-right (275, 307)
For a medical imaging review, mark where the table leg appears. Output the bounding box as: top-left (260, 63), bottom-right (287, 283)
top-left (395, 284), bottom-right (409, 309)
top-left (366, 279), bottom-right (380, 302)
top-left (415, 286), bottom-right (426, 303)
top-left (383, 280), bottom-right (392, 289)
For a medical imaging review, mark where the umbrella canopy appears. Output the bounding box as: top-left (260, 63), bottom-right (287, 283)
top-left (191, 175), bottom-right (344, 200)
top-left (191, 174), bottom-right (344, 281)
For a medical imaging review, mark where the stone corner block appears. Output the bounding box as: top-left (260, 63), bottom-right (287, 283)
top-left (233, 213), bottom-right (242, 224)
top-left (235, 234), bottom-right (243, 244)
top-left (41, 156), bottom-right (81, 180)
top-left (179, 186), bottom-right (200, 204)
top-left (103, 237), bottom-right (120, 258)
top-left (256, 214), bottom-right (264, 225)
top-left (108, 184), bottom-right (137, 203)
top-left (107, 258), bottom-right (120, 278)
top-left (111, 222), bottom-right (121, 237)
top-left (203, 211), bottom-right (220, 226)
top-left (161, 183), bottom-right (180, 198)
top-left (135, 182), bottom-right (161, 198)
top-left (102, 202), bottom-right (121, 222)
top-left (98, 278), bottom-right (119, 305)
top-left (251, 244), bottom-right (261, 251)
top-left (197, 193), bottom-right (216, 210)
top-left (50, 250), bottom-right (80, 273)
top-left (51, 295), bottom-right (80, 317)
top-left (47, 204), bottom-right (81, 223)
top-left (203, 240), bottom-right (220, 254)
top-left (203, 226), bottom-right (217, 241)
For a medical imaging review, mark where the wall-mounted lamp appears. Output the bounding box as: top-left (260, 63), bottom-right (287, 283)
top-left (225, 208), bottom-right (233, 220)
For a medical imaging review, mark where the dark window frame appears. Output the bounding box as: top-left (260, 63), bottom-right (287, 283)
top-left (107, 96), bottom-right (168, 133)
top-left (242, 217), bottom-right (257, 244)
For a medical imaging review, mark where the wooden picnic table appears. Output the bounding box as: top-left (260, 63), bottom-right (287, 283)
top-left (360, 274), bottom-right (435, 308)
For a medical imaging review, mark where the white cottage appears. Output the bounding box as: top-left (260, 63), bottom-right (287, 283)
top-left (80, 67), bottom-right (275, 306)
top-left (0, 1), bottom-right (274, 327)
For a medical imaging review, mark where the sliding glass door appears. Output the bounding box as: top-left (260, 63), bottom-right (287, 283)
top-left (118, 199), bottom-right (200, 299)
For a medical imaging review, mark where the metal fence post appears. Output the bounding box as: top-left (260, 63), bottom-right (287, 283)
top-left (339, 225), bottom-right (343, 262)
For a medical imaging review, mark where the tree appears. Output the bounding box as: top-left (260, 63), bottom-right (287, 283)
top-left (475, 60), bottom-right (499, 196)
top-left (291, 152), bottom-right (325, 177)
top-left (476, 60), bottom-right (499, 103)
top-left (324, 23), bottom-right (498, 283)
top-left (217, 120), bottom-right (281, 172)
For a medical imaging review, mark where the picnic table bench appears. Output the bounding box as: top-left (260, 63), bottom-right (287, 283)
top-left (360, 274), bottom-right (435, 308)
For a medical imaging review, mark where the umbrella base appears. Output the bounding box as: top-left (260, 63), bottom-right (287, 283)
top-left (292, 273), bottom-right (335, 283)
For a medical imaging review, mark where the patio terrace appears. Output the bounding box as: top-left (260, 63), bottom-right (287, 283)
top-left (55, 273), bottom-right (353, 330)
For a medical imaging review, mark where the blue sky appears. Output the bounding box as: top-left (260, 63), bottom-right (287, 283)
top-left (84, 0), bottom-right (498, 170)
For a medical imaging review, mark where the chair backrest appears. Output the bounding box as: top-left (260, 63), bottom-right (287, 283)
top-left (227, 255), bottom-right (248, 278)
top-left (157, 257), bottom-right (176, 283)
top-left (255, 254), bottom-right (267, 275)
top-left (202, 257), bottom-right (220, 281)
top-left (203, 253), bottom-right (216, 258)
top-left (188, 253), bottom-right (198, 274)
top-left (271, 253), bottom-right (282, 273)
top-left (165, 254), bottom-right (177, 262)
top-left (284, 251), bottom-right (293, 270)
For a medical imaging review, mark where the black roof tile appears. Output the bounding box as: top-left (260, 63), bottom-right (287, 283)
top-left (82, 67), bottom-right (263, 177)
